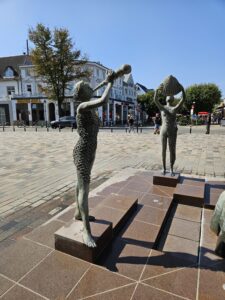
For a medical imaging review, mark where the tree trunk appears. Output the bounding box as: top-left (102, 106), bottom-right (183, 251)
top-left (58, 100), bottom-right (62, 118)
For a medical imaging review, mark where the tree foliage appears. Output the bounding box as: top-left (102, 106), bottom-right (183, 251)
top-left (29, 23), bottom-right (90, 116)
top-left (137, 90), bottom-right (180, 116)
top-left (185, 83), bottom-right (222, 113)
top-left (137, 90), bottom-right (166, 116)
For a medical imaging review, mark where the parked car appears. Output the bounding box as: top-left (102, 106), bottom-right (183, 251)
top-left (50, 116), bottom-right (77, 129)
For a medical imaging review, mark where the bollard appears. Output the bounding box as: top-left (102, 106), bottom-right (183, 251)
top-left (35, 126), bottom-right (37, 132)
top-left (13, 126), bottom-right (15, 132)
top-left (71, 125), bottom-right (73, 132)
top-left (24, 126), bottom-right (26, 132)
top-left (3, 124), bottom-right (4, 132)
top-left (59, 125), bottom-right (61, 132)
top-left (111, 126), bottom-right (113, 133)
top-left (140, 127), bottom-right (142, 133)
top-left (47, 126), bottom-right (49, 132)
top-left (190, 125), bottom-right (192, 134)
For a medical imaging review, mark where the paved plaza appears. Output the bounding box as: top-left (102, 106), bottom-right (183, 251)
top-left (0, 125), bottom-right (225, 230)
top-left (0, 125), bottom-right (225, 299)
top-left (0, 125), bottom-right (224, 242)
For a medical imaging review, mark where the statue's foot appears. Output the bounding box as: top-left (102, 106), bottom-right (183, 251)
top-left (83, 232), bottom-right (97, 248)
top-left (161, 169), bottom-right (166, 175)
top-left (170, 170), bottom-right (175, 177)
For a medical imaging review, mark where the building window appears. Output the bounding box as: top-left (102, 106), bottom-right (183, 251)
top-left (27, 85), bottom-right (32, 93)
top-left (21, 69), bottom-right (26, 78)
top-left (7, 86), bottom-right (15, 96)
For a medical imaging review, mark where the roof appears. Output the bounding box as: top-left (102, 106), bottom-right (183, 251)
top-left (123, 73), bottom-right (134, 85)
top-left (135, 83), bottom-right (151, 93)
top-left (0, 55), bottom-right (32, 79)
top-left (86, 61), bottom-right (110, 70)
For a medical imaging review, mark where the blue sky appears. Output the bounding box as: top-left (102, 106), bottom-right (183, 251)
top-left (0, 0), bottom-right (225, 96)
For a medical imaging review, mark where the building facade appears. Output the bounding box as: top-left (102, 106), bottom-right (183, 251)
top-left (0, 55), bottom-right (137, 125)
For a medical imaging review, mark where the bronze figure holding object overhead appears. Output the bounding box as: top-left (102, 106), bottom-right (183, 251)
top-left (73, 64), bottom-right (131, 247)
top-left (154, 75), bottom-right (186, 176)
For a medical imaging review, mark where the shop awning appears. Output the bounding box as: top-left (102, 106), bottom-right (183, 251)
top-left (198, 112), bottom-right (208, 115)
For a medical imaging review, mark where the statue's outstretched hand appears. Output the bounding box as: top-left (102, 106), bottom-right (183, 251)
top-left (106, 70), bottom-right (116, 83)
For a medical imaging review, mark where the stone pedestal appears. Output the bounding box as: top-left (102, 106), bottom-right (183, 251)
top-left (153, 172), bottom-right (180, 187)
top-left (54, 195), bottom-right (138, 263)
top-left (55, 220), bottom-right (112, 263)
top-left (173, 183), bottom-right (205, 207)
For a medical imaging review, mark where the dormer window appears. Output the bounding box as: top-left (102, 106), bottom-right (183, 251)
top-left (4, 67), bottom-right (15, 78)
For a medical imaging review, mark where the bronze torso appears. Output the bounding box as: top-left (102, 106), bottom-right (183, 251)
top-left (73, 109), bottom-right (99, 183)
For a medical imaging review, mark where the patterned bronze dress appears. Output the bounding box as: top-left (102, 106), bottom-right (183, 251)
top-left (73, 109), bottom-right (99, 183)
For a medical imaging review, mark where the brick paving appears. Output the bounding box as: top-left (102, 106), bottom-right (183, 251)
top-left (0, 169), bottom-right (224, 299)
top-left (0, 125), bottom-right (225, 242)
top-left (0, 124), bottom-right (225, 299)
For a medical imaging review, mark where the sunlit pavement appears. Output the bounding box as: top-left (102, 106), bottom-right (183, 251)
top-left (0, 124), bottom-right (225, 241)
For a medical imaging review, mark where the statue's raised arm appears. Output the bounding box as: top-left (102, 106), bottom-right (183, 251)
top-left (77, 78), bottom-right (113, 113)
top-left (174, 86), bottom-right (186, 112)
top-left (154, 88), bottom-right (165, 111)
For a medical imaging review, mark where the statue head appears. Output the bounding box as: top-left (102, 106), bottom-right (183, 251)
top-left (73, 81), bottom-right (93, 102)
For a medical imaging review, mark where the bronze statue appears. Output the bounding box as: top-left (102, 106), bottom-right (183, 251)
top-left (73, 64), bottom-right (131, 247)
top-left (154, 75), bottom-right (186, 176)
top-left (210, 191), bottom-right (225, 258)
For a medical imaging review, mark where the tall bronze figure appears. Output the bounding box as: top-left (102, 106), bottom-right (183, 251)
top-left (154, 75), bottom-right (186, 176)
top-left (73, 64), bottom-right (131, 247)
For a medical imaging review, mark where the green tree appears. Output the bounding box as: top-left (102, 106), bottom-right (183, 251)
top-left (138, 90), bottom-right (156, 116)
top-left (138, 90), bottom-right (166, 117)
top-left (185, 83), bottom-right (222, 114)
top-left (137, 90), bottom-right (181, 117)
top-left (29, 23), bottom-right (90, 117)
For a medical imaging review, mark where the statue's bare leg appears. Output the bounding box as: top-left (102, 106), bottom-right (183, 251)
top-left (77, 172), bottom-right (96, 247)
top-left (75, 178), bottom-right (95, 221)
top-left (169, 134), bottom-right (177, 176)
top-left (161, 133), bottom-right (167, 175)
top-left (74, 183), bottom-right (81, 220)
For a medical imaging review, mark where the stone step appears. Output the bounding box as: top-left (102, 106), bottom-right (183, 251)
top-left (153, 172), bottom-right (180, 187)
top-left (173, 183), bottom-right (205, 207)
top-left (54, 194), bottom-right (138, 263)
top-left (55, 220), bottom-right (112, 263)
top-left (204, 181), bottom-right (225, 208)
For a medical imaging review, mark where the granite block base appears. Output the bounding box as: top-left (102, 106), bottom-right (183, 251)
top-left (153, 172), bottom-right (180, 187)
top-left (55, 220), bottom-right (112, 263)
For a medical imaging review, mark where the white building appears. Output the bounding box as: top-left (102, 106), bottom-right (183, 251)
top-left (135, 83), bottom-right (153, 96)
top-left (134, 83), bottom-right (153, 124)
top-left (0, 55), bottom-right (137, 125)
top-left (83, 61), bottom-right (137, 125)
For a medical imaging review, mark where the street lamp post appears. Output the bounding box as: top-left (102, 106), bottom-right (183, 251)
top-left (190, 101), bottom-right (195, 133)
top-left (136, 103), bottom-right (142, 133)
top-left (43, 99), bottom-right (47, 127)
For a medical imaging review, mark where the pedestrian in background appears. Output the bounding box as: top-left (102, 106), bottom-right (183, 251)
top-left (154, 113), bottom-right (161, 134)
top-left (206, 113), bottom-right (211, 134)
top-left (127, 114), bottom-right (134, 133)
